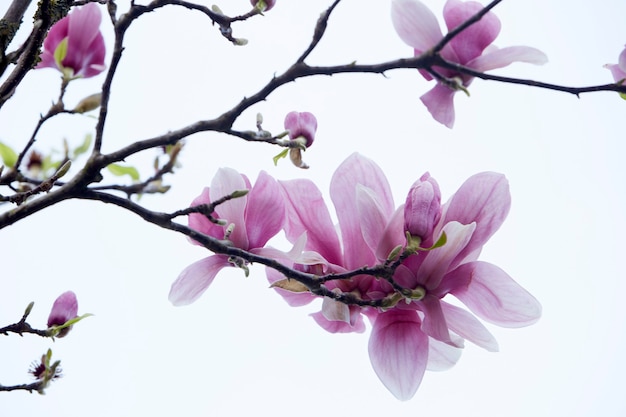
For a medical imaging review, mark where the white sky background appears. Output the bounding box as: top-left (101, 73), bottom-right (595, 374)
top-left (1, 0), bottom-right (625, 415)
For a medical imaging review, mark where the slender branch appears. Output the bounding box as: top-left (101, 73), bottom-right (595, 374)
top-left (296, 0), bottom-right (342, 63)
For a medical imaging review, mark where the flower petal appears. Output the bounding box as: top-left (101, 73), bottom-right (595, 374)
top-left (311, 308), bottom-right (366, 334)
top-left (420, 83), bottom-right (457, 128)
top-left (330, 153), bottom-right (394, 269)
top-left (391, 0), bottom-right (443, 53)
top-left (446, 261), bottom-right (542, 327)
top-left (245, 171), bottom-right (284, 249)
top-left (440, 172), bottom-right (510, 265)
top-left (210, 168), bottom-right (249, 249)
top-left (356, 184), bottom-right (389, 256)
top-left (441, 301), bottom-right (498, 351)
top-left (368, 309), bottom-right (428, 401)
top-left (426, 336), bottom-right (463, 371)
top-left (168, 256), bottom-right (230, 306)
top-left (278, 179), bottom-right (342, 265)
top-left (444, 0), bottom-right (501, 64)
top-left (468, 46), bottom-right (548, 72)
top-left (188, 187), bottom-right (225, 243)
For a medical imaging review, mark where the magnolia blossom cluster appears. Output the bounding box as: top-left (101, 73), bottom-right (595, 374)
top-left (392, 0), bottom-right (548, 128)
top-left (170, 148), bottom-right (541, 399)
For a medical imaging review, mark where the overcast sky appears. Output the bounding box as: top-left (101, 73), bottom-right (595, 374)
top-left (2, 0), bottom-right (625, 416)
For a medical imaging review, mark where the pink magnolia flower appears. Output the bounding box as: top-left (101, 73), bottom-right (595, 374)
top-left (251, 0), bottom-right (276, 12)
top-left (37, 3), bottom-right (106, 79)
top-left (284, 111), bottom-right (317, 169)
top-left (169, 169), bottom-right (285, 306)
top-left (605, 45), bottom-right (626, 83)
top-left (391, 0), bottom-right (547, 128)
top-left (271, 153), bottom-right (541, 400)
top-left (47, 291), bottom-right (78, 338)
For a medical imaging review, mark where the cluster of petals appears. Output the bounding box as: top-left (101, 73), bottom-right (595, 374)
top-left (170, 153), bottom-right (541, 401)
top-left (47, 291), bottom-right (79, 338)
top-left (283, 111), bottom-right (317, 168)
top-left (168, 168), bottom-right (285, 305)
top-left (605, 45), bottom-right (626, 83)
top-left (391, 0), bottom-right (547, 128)
top-left (270, 153), bottom-right (541, 400)
top-left (37, 3), bottom-right (106, 79)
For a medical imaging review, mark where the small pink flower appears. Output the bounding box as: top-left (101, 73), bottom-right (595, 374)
top-left (604, 45), bottom-right (626, 83)
top-left (47, 291), bottom-right (78, 337)
top-left (284, 111), bottom-right (317, 147)
top-left (37, 3), bottom-right (106, 79)
top-left (169, 169), bottom-right (285, 305)
top-left (284, 111), bottom-right (317, 168)
top-left (250, 0), bottom-right (276, 12)
top-left (391, 0), bottom-right (547, 128)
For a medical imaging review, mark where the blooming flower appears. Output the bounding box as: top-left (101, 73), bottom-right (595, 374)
top-left (391, 0), bottom-right (547, 128)
top-left (251, 0), bottom-right (276, 12)
top-left (271, 153), bottom-right (541, 400)
top-left (169, 169), bottom-right (285, 305)
top-left (284, 111), bottom-right (317, 169)
top-left (37, 3), bottom-right (106, 79)
top-left (605, 45), bottom-right (626, 83)
top-left (47, 291), bottom-right (78, 338)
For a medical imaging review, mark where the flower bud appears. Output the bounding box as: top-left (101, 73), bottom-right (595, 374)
top-left (47, 291), bottom-right (78, 338)
top-left (284, 111), bottom-right (317, 148)
top-left (251, 0), bottom-right (276, 12)
top-left (403, 172), bottom-right (441, 242)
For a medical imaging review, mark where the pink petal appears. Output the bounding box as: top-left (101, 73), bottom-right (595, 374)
top-left (444, 0), bottom-right (501, 64)
top-left (330, 153), bottom-right (394, 269)
top-left (368, 309), bottom-right (428, 401)
top-left (446, 261), bottom-right (542, 327)
top-left (245, 171), bottom-right (284, 249)
top-left (278, 179), bottom-right (342, 265)
top-left (168, 256), bottom-right (230, 306)
top-left (64, 4), bottom-right (106, 77)
top-left (418, 295), bottom-right (453, 344)
top-left (440, 172), bottom-right (510, 265)
top-left (468, 45), bottom-right (548, 72)
top-left (441, 301), bottom-right (498, 351)
top-left (419, 221), bottom-right (475, 289)
top-left (311, 308), bottom-right (366, 334)
top-left (619, 45), bottom-right (626, 72)
top-left (426, 336), bottom-right (463, 371)
top-left (210, 168), bottom-right (249, 249)
top-left (391, 0), bottom-right (443, 53)
top-left (375, 205), bottom-right (406, 262)
top-left (420, 83), bottom-right (457, 128)
top-left (284, 111), bottom-right (317, 147)
top-left (188, 187), bottom-right (225, 243)
top-left (356, 184), bottom-right (389, 256)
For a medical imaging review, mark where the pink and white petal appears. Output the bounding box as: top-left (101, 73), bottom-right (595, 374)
top-left (441, 301), bottom-right (498, 351)
top-left (441, 172), bottom-right (510, 264)
top-left (168, 255), bottom-right (230, 306)
top-left (419, 221), bottom-right (475, 289)
top-left (330, 153), bottom-right (394, 269)
top-left (468, 46), bottom-right (548, 73)
top-left (376, 205), bottom-right (406, 262)
top-left (605, 63), bottom-right (626, 83)
top-left (278, 179), bottom-right (342, 265)
top-left (65, 4), bottom-right (102, 74)
top-left (80, 33), bottom-right (106, 77)
top-left (444, 0), bottom-right (501, 64)
top-left (447, 261), bottom-right (542, 327)
top-left (311, 309), bottom-right (366, 334)
top-left (619, 45), bottom-right (626, 72)
top-left (188, 187), bottom-right (225, 243)
top-left (391, 0), bottom-right (443, 53)
top-left (418, 295), bottom-right (454, 344)
top-left (210, 168), bottom-right (249, 249)
top-left (368, 309), bottom-right (428, 400)
top-left (426, 336), bottom-right (463, 371)
top-left (420, 84), bottom-right (457, 129)
top-left (321, 296), bottom-right (351, 323)
top-left (245, 171), bottom-right (285, 249)
top-left (356, 184), bottom-right (389, 256)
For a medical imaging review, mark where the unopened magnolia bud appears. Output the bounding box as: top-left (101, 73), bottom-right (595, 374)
top-left (404, 172), bottom-right (441, 242)
top-left (47, 291), bottom-right (78, 338)
top-left (284, 111), bottom-right (317, 147)
top-left (73, 93), bottom-right (102, 113)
